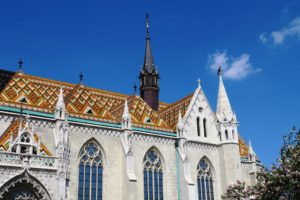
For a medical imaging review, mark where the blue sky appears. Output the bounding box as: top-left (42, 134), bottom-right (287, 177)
top-left (0, 0), bottom-right (300, 167)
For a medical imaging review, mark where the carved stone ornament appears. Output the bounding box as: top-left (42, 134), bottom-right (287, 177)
top-left (0, 170), bottom-right (52, 200)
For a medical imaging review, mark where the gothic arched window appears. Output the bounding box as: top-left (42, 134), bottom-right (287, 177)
top-left (143, 149), bottom-right (163, 200)
top-left (197, 158), bottom-right (214, 200)
top-left (78, 141), bottom-right (103, 200)
top-left (203, 118), bottom-right (207, 138)
top-left (197, 117), bottom-right (201, 137)
top-left (225, 130), bottom-right (229, 140)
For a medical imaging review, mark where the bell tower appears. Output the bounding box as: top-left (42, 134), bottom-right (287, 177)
top-left (139, 13), bottom-right (160, 111)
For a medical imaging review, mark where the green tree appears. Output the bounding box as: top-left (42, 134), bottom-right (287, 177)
top-left (222, 128), bottom-right (300, 200)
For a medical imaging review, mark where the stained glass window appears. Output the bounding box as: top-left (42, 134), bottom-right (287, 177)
top-left (197, 159), bottom-right (214, 200)
top-left (78, 141), bottom-right (103, 200)
top-left (143, 150), bottom-right (163, 200)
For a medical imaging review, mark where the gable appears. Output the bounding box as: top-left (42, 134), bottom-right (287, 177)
top-left (181, 87), bottom-right (218, 142)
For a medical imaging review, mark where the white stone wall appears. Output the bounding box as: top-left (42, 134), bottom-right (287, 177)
top-left (67, 125), bottom-right (123, 200)
top-left (131, 133), bottom-right (178, 200)
top-left (0, 112), bottom-right (257, 200)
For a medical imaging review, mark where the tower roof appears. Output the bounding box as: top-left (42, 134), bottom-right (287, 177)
top-left (143, 13), bottom-right (156, 73)
top-left (216, 66), bottom-right (233, 120)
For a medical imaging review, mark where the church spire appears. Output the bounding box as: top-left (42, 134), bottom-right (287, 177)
top-left (216, 66), bottom-right (233, 120)
top-left (139, 13), bottom-right (160, 111)
top-left (143, 13), bottom-right (155, 73)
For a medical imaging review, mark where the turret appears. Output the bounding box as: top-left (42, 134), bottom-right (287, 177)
top-left (216, 66), bottom-right (242, 190)
top-left (139, 13), bottom-right (160, 111)
top-left (54, 87), bottom-right (70, 200)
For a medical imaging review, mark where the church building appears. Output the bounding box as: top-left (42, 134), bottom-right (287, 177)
top-left (0, 15), bottom-right (260, 200)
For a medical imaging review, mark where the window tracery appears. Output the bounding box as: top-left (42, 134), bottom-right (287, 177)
top-left (197, 158), bottom-right (214, 200)
top-left (143, 149), bottom-right (163, 200)
top-left (78, 141), bottom-right (103, 200)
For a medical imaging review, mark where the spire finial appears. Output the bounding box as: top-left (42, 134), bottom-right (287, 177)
top-left (146, 13), bottom-right (150, 38)
top-left (218, 66), bottom-right (222, 76)
top-left (197, 78), bottom-right (201, 88)
top-left (79, 72), bottom-right (83, 84)
top-left (18, 58), bottom-right (23, 72)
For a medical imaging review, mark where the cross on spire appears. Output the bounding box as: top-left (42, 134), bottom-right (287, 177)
top-left (18, 58), bottom-right (23, 72)
top-left (197, 78), bottom-right (202, 88)
top-left (79, 72), bottom-right (83, 84)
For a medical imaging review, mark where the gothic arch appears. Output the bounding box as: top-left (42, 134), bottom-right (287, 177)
top-left (0, 170), bottom-right (51, 200)
top-left (77, 137), bottom-right (106, 166)
top-left (196, 156), bottom-right (216, 200)
top-left (143, 146), bottom-right (165, 200)
top-left (77, 138), bottom-right (105, 200)
top-left (143, 146), bottom-right (166, 170)
top-left (197, 155), bottom-right (216, 177)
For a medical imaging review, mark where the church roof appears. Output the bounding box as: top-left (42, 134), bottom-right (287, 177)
top-left (158, 93), bottom-right (193, 129)
top-left (0, 69), bottom-right (250, 158)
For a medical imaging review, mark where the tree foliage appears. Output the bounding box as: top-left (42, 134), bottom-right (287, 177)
top-left (222, 128), bottom-right (300, 200)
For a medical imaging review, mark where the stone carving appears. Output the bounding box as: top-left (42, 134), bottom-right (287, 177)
top-left (0, 170), bottom-right (52, 200)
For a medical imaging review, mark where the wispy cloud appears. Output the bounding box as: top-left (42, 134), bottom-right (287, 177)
top-left (260, 17), bottom-right (300, 45)
top-left (207, 51), bottom-right (261, 80)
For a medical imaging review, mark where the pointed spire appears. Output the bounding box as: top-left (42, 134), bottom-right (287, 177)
top-left (123, 99), bottom-right (130, 118)
top-left (122, 98), bottom-right (131, 129)
top-left (216, 66), bottom-right (233, 120)
top-left (248, 141), bottom-right (255, 156)
top-left (143, 13), bottom-right (155, 73)
top-left (56, 87), bottom-right (65, 108)
top-left (55, 87), bottom-right (66, 119)
top-left (248, 140), bottom-right (256, 162)
top-left (177, 111), bottom-right (183, 131)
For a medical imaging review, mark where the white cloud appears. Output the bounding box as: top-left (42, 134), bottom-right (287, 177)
top-left (260, 17), bottom-right (300, 45)
top-left (259, 33), bottom-right (268, 43)
top-left (207, 51), bottom-right (261, 80)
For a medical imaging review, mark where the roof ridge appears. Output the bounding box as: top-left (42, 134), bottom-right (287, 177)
top-left (158, 92), bottom-right (193, 114)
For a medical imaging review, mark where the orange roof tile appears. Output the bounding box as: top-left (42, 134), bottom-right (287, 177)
top-left (0, 69), bottom-right (252, 158)
top-left (158, 93), bottom-right (193, 130)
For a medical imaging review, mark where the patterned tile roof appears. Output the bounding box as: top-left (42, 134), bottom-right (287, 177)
top-left (239, 136), bottom-right (249, 158)
top-left (111, 95), bottom-right (173, 131)
top-left (0, 119), bottom-right (52, 156)
top-left (0, 69), bottom-right (251, 158)
top-left (158, 93), bottom-right (193, 129)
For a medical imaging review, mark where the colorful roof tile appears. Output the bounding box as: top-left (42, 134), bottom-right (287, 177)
top-left (158, 93), bottom-right (193, 129)
top-left (0, 69), bottom-right (251, 158)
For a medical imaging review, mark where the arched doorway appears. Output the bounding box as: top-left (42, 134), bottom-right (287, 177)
top-left (0, 171), bottom-right (51, 200)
